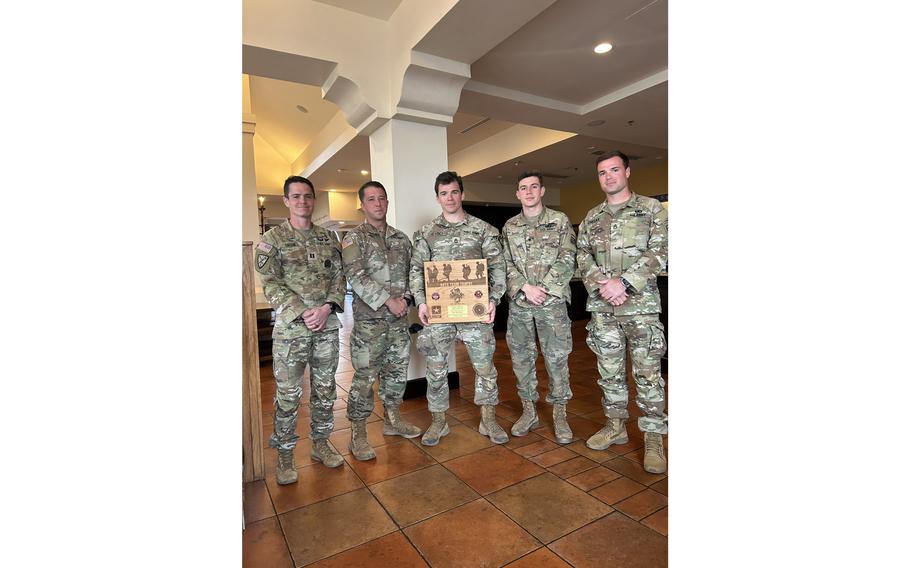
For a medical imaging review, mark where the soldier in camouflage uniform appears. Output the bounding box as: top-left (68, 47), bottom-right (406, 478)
top-left (341, 181), bottom-right (423, 461)
top-left (502, 171), bottom-right (577, 444)
top-left (255, 176), bottom-right (346, 484)
top-left (410, 171), bottom-right (510, 446)
top-left (577, 151), bottom-right (668, 474)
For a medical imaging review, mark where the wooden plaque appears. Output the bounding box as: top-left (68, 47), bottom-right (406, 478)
top-left (424, 259), bottom-right (489, 323)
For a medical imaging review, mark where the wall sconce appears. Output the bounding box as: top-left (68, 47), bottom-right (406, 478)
top-left (257, 195), bottom-right (266, 235)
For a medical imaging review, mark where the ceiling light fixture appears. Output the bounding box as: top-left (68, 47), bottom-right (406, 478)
top-left (337, 168), bottom-right (347, 173)
top-left (594, 43), bottom-right (613, 54)
top-left (360, 170), bottom-right (369, 176)
top-left (587, 119), bottom-right (605, 127)
top-left (296, 105), bottom-right (309, 113)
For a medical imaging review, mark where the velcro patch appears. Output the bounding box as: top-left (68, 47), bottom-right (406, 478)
top-left (257, 242), bottom-right (273, 252)
top-left (256, 254), bottom-right (268, 269)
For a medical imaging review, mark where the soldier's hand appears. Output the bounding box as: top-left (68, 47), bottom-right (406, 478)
top-left (385, 297), bottom-right (408, 318)
top-left (418, 303), bottom-right (430, 326)
top-left (484, 301), bottom-right (496, 324)
top-left (303, 304), bottom-right (332, 331)
top-left (608, 292), bottom-right (628, 306)
top-left (597, 278), bottom-right (627, 302)
top-left (521, 283), bottom-right (548, 305)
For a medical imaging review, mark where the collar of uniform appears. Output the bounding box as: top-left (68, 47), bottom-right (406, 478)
top-left (433, 213), bottom-right (470, 228)
top-left (602, 192), bottom-right (640, 216)
top-left (282, 219), bottom-right (314, 237)
top-left (516, 206), bottom-right (550, 227)
top-left (361, 221), bottom-right (391, 238)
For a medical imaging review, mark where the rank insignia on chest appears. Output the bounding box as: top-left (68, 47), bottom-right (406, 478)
top-left (316, 234), bottom-right (330, 243)
top-left (308, 252), bottom-right (317, 260)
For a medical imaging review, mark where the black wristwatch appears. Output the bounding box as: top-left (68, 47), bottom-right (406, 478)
top-left (619, 277), bottom-right (633, 292)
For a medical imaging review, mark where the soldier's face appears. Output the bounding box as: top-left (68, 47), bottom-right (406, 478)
top-left (597, 157), bottom-right (631, 196)
top-left (516, 175), bottom-right (545, 208)
top-left (361, 186), bottom-right (388, 223)
top-left (284, 182), bottom-right (315, 220)
top-left (436, 181), bottom-right (464, 214)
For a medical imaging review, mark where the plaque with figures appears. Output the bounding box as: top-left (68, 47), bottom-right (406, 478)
top-left (423, 259), bottom-right (489, 323)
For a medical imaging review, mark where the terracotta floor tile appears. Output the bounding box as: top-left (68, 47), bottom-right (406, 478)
top-left (651, 476), bottom-right (668, 496)
top-left (344, 438), bottom-right (435, 485)
top-left (243, 516), bottom-right (293, 568)
top-left (265, 461), bottom-right (364, 514)
top-left (513, 438), bottom-right (559, 458)
top-left (411, 423), bottom-right (493, 462)
top-left (641, 506), bottom-right (668, 536)
top-left (503, 547), bottom-right (573, 567)
top-left (549, 512), bottom-right (667, 568)
top-left (563, 440), bottom-right (618, 463)
top-left (589, 476), bottom-right (647, 505)
top-left (243, 480), bottom-right (275, 523)
top-left (505, 430), bottom-right (546, 450)
top-left (397, 408), bottom-right (432, 431)
top-left (370, 465), bottom-right (479, 527)
top-left (602, 456), bottom-right (667, 486)
top-left (307, 532), bottom-right (428, 567)
top-left (279, 487), bottom-right (397, 566)
top-left (528, 447), bottom-right (577, 468)
top-left (547, 456), bottom-right (598, 479)
top-left (487, 472), bottom-right (613, 543)
top-left (565, 395), bottom-right (603, 415)
top-left (444, 445), bottom-right (545, 495)
top-left (404, 499), bottom-right (539, 567)
top-left (614, 488), bottom-right (668, 521)
top-left (565, 466), bottom-right (622, 491)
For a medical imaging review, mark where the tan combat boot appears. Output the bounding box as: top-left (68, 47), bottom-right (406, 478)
top-left (421, 411), bottom-right (449, 446)
top-left (643, 432), bottom-right (667, 474)
top-left (349, 419), bottom-right (376, 461)
top-left (276, 449), bottom-right (298, 485)
top-left (510, 400), bottom-right (539, 436)
top-left (479, 405), bottom-right (509, 444)
top-left (383, 406), bottom-right (422, 439)
top-left (585, 418), bottom-right (628, 450)
top-left (552, 403), bottom-right (573, 444)
top-left (310, 439), bottom-right (344, 468)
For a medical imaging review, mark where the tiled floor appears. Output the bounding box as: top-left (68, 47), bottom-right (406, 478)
top-left (244, 297), bottom-right (669, 567)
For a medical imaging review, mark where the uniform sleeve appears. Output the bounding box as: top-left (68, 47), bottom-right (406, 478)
top-left (409, 230), bottom-right (430, 305)
top-left (620, 204), bottom-right (667, 293)
top-left (325, 232), bottom-right (346, 312)
top-left (341, 230), bottom-right (390, 311)
top-left (483, 226), bottom-right (507, 305)
top-left (255, 236), bottom-right (308, 326)
top-left (576, 216), bottom-right (603, 295)
top-left (539, 218), bottom-right (577, 299)
top-left (502, 226), bottom-right (528, 300)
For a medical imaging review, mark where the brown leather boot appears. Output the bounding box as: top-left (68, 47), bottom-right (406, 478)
top-left (643, 432), bottom-right (667, 474)
top-left (276, 449), bottom-right (298, 485)
top-left (383, 406), bottom-right (422, 439)
top-left (479, 405), bottom-right (508, 444)
top-left (552, 403), bottom-right (573, 444)
top-left (310, 439), bottom-right (344, 468)
top-left (420, 411), bottom-right (449, 446)
top-left (349, 419), bottom-right (376, 461)
top-left (510, 400), bottom-right (539, 436)
top-left (585, 418), bottom-right (628, 450)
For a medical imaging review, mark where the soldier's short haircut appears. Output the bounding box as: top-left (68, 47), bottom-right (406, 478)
top-left (595, 150), bottom-right (630, 170)
top-left (358, 180), bottom-right (387, 202)
top-left (283, 175), bottom-right (315, 198)
top-left (517, 171), bottom-right (544, 187)
top-left (434, 171), bottom-right (463, 195)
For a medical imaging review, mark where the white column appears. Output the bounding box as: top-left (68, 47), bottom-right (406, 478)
top-left (369, 118), bottom-right (454, 380)
top-left (242, 114), bottom-right (260, 246)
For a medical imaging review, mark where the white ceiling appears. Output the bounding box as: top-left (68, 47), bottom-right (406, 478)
top-left (246, 0), bottom-right (667, 197)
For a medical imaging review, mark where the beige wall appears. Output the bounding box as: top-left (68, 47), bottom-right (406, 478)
top-left (560, 161), bottom-right (668, 224)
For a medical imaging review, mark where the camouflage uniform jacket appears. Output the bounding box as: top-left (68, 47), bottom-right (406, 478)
top-left (341, 221), bottom-right (412, 323)
top-left (502, 207), bottom-right (577, 309)
top-left (409, 213), bottom-right (506, 306)
top-left (255, 220), bottom-right (345, 339)
top-left (576, 193), bottom-right (667, 316)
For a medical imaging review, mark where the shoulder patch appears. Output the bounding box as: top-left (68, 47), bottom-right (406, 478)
top-left (257, 242), bottom-right (273, 253)
top-left (341, 233), bottom-right (355, 249)
top-left (256, 254), bottom-right (269, 269)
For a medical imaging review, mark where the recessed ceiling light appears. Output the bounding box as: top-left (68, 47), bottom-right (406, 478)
top-left (336, 168), bottom-right (347, 173)
top-left (296, 105), bottom-right (309, 113)
top-left (627, 120), bottom-right (636, 126)
top-left (513, 161), bottom-right (522, 166)
top-left (360, 170), bottom-right (369, 175)
top-left (587, 119), bottom-right (605, 127)
top-left (594, 43), bottom-right (613, 54)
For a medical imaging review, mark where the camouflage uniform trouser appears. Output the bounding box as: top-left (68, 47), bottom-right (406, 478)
top-left (417, 322), bottom-right (499, 412)
top-left (347, 319), bottom-right (410, 421)
top-left (269, 330), bottom-right (339, 449)
top-left (585, 312), bottom-right (668, 434)
top-left (505, 301), bottom-right (573, 404)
